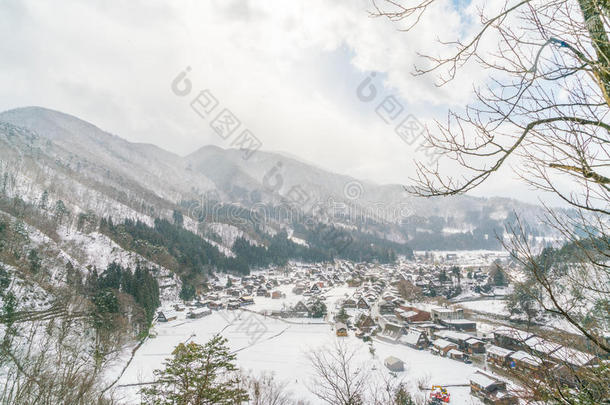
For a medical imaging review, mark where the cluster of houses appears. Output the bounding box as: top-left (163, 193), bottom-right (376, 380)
top-left (151, 257), bottom-right (601, 405)
top-left (156, 262), bottom-right (352, 322)
top-left (335, 283), bottom-right (483, 364)
top-left (486, 326), bottom-right (598, 386)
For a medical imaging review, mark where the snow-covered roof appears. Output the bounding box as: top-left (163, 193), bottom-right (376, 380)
top-left (448, 349), bottom-right (464, 356)
top-left (384, 356), bottom-right (403, 366)
top-left (510, 350), bottom-right (542, 367)
top-left (432, 338), bottom-right (456, 350)
top-left (487, 344), bottom-right (514, 358)
top-left (524, 336), bottom-right (561, 354)
top-left (470, 371), bottom-right (499, 389)
top-left (443, 319), bottom-right (475, 325)
top-left (399, 330), bottom-right (423, 345)
top-left (435, 330), bottom-right (472, 341)
top-left (493, 326), bottom-right (533, 342)
top-left (550, 346), bottom-right (596, 367)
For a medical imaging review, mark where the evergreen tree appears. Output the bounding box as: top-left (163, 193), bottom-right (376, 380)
top-left (308, 299), bottom-right (327, 318)
top-left (27, 249), bottom-right (41, 274)
top-left (90, 289), bottom-right (119, 331)
top-left (54, 200), bottom-right (68, 224)
top-left (179, 279), bottom-right (196, 302)
top-left (65, 261), bottom-right (83, 290)
top-left (39, 190), bottom-right (48, 210)
top-left (336, 307), bottom-right (349, 323)
top-left (0, 265), bottom-right (10, 293)
top-left (141, 335), bottom-right (249, 404)
top-left (172, 209), bottom-right (184, 227)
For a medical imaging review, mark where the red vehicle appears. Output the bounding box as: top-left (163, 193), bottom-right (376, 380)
top-left (429, 386), bottom-right (450, 403)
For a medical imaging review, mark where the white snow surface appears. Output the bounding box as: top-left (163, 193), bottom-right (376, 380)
top-left (109, 285), bottom-right (486, 405)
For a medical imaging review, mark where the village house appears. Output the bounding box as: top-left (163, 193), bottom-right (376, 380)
top-left (431, 307), bottom-right (464, 322)
top-left (549, 347), bottom-right (598, 387)
top-left (207, 301), bottom-right (223, 310)
top-left (441, 318), bottom-right (477, 332)
top-left (347, 278), bottom-right (362, 287)
top-left (434, 330), bottom-right (480, 353)
top-left (465, 337), bottom-right (486, 354)
top-left (384, 356), bottom-right (405, 372)
top-left (486, 345), bottom-right (515, 368)
top-left (342, 297), bottom-right (357, 308)
top-left (432, 338), bottom-right (458, 356)
top-left (357, 297), bottom-right (371, 310)
top-left (398, 329), bottom-right (429, 350)
top-left (336, 322), bottom-right (348, 337)
top-left (378, 299), bottom-right (396, 315)
top-left (156, 310), bottom-right (178, 322)
top-left (414, 322), bottom-right (447, 339)
top-left (187, 307), bottom-right (212, 319)
top-left (394, 306), bottom-right (430, 323)
top-left (469, 371), bottom-right (518, 405)
top-left (380, 322), bottom-right (403, 341)
top-left (508, 351), bottom-right (543, 374)
top-left (522, 335), bottom-right (562, 358)
top-left (227, 300), bottom-right (241, 310)
top-left (256, 286), bottom-right (269, 297)
top-left (448, 349), bottom-right (466, 361)
top-left (493, 327), bottom-right (534, 350)
top-left (293, 301), bottom-right (309, 315)
top-left (355, 313), bottom-right (376, 333)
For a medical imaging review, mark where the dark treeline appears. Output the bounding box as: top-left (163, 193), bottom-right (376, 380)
top-left (84, 261), bottom-right (160, 335)
top-left (232, 230), bottom-right (329, 269)
top-left (100, 217), bottom-right (246, 275)
top-left (294, 223), bottom-right (405, 263)
top-left (180, 199), bottom-right (408, 262)
top-left (101, 215), bottom-right (403, 279)
top-left (400, 214), bottom-right (504, 251)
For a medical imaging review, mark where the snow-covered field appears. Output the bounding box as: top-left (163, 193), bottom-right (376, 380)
top-left (111, 313), bottom-right (483, 404)
top-left (108, 286), bottom-right (486, 404)
top-left (458, 299), bottom-right (509, 316)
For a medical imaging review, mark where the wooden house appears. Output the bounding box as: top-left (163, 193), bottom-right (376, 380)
top-left (378, 299), bottom-right (396, 315)
top-left (187, 307), bottom-right (212, 319)
top-left (448, 349), bottom-right (466, 361)
top-left (493, 327), bottom-right (534, 351)
top-left (355, 314), bottom-right (376, 333)
top-left (156, 310), bottom-right (178, 322)
top-left (384, 356), bottom-right (404, 372)
top-left (432, 338), bottom-right (458, 356)
top-left (486, 345), bottom-right (514, 368)
top-left (441, 319), bottom-right (477, 332)
top-left (398, 330), bottom-right (429, 350)
top-left (293, 301), bottom-right (309, 314)
top-left (465, 337), bottom-right (486, 354)
top-left (336, 322), bottom-right (348, 337)
top-left (469, 371), bottom-right (517, 405)
top-left (342, 297), bottom-right (357, 308)
top-left (508, 351), bottom-right (543, 373)
top-left (357, 297), bottom-right (370, 310)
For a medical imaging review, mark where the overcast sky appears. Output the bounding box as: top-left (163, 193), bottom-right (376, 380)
top-left (0, 0), bottom-right (559, 204)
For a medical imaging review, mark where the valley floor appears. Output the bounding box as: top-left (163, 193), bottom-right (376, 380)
top-left (107, 285), bottom-right (487, 405)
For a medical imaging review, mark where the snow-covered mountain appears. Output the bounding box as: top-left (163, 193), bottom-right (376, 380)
top-left (0, 106), bottom-right (559, 254)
